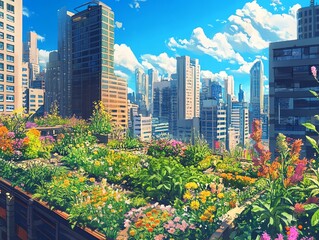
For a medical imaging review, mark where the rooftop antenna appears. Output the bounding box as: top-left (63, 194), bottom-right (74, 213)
top-left (311, 0), bottom-right (314, 6)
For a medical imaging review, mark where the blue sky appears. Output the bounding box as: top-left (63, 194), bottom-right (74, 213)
top-left (23, 0), bottom-right (310, 100)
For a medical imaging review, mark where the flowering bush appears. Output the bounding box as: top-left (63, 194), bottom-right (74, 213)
top-left (124, 203), bottom-right (196, 240)
top-left (147, 139), bottom-right (186, 158)
top-left (219, 172), bottom-right (256, 189)
top-left (69, 179), bottom-right (132, 239)
top-left (260, 226), bottom-right (314, 240)
top-left (180, 138), bottom-right (212, 166)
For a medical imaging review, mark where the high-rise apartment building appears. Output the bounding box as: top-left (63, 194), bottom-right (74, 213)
top-left (0, 0), bottom-right (23, 113)
top-left (249, 60), bottom-right (264, 131)
top-left (269, 37), bottom-right (319, 158)
top-left (56, 2), bottom-right (128, 128)
top-left (231, 101), bottom-right (249, 146)
top-left (238, 84), bottom-right (245, 102)
top-left (297, 1), bottom-right (319, 39)
top-left (176, 56), bottom-right (200, 141)
top-left (133, 114), bottom-right (152, 142)
top-left (211, 81), bottom-right (222, 101)
top-left (147, 68), bottom-right (157, 115)
top-left (153, 80), bottom-right (171, 122)
top-left (135, 68), bottom-right (149, 116)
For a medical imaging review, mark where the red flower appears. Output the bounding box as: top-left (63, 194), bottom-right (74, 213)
top-left (294, 203), bottom-right (305, 214)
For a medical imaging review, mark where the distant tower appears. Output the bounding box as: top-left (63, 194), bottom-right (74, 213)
top-left (249, 60), bottom-right (264, 131)
top-left (238, 84), bottom-right (245, 102)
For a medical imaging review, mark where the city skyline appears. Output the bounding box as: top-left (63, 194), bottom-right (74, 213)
top-left (24, 0), bottom-right (310, 101)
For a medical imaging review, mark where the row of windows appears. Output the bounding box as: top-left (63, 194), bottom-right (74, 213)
top-left (0, 54), bottom-right (14, 62)
top-left (298, 8), bottom-right (319, 18)
top-left (0, 84), bottom-right (14, 92)
top-left (30, 94), bottom-right (43, 98)
top-left (0, 104), bottom-right (14, 112)
top-left (0, 74), bottom-right (14, 82)
top-left (0, 12), bottom-right (15, 22)
top-left (0, 63), bottom-right (14, 71)
top-left (0, 22), bottom-right (14, 32)
top-left (274, 45), bottom-right (319, 60)
top-left (0, 94), bottom-right (14, 102)
top-left (0, 2), bottom-right (15, 14)
top-left (0, 42), bottom-right (14, 52)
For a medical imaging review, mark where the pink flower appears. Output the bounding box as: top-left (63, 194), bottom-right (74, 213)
top-left (311, 66), bottom-right (317, 80)
top-left (167, 228), bottom-right (175, 234)
top-left (287, 226), bottom-right (299, 240)
top-left (189, 224), bottom-right (196, 229)
top-left (260, 232), bottom-right (271, 240)
top-left (154, 234), bottom-right (165, 240)
top-left (173, 217), bottom-right (181, 222)
top-left (124, 219), bottom-right (131, 228)
top-left (290, 161), bottom-right (307, 184)
top-left (167, 220), bottom-right (175, 228)
top-left (275, 234), bottom-right (284, 240)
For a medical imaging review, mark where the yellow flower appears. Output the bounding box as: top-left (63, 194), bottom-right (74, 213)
top-left (183, 191), bottom-right (193, 200)
top-left (207, 206), bottom-right (216, 212)
top-left (217, 193), bottom-right (224, 199)
top-left (190, 200), bottom-right (200, 210)
top-left (79, 177), bottom-right (86, 183)
top-left (185, 182), bottom-right (198, 190)
top-left (63, 179), bottom-right (70, 187)
top-left (200, 215), bottom-right (208, 221)
top-left (94, 161), bottom-right (101, 166)
top-left (129, 229), bottom-right (136, 236)
top-left (87, 215), bottom-right (92, 220)
top-left (199, 190), bottom-right (211, 198)
top-left (89, 177), bottom-right (95, 183)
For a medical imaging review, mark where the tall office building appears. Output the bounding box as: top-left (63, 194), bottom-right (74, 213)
top-left (169, 78), bottom-right (178, 137)
top-left (23, 31), bottom-right (39, 82)
top-left (224, 75), bottom-right (235, 97)
top-left (0, 0), bottom-right (23, 113)
top-left (231, 101), bottom-right (249, 146)
top-left (211, 81), bottom-right (223, 101)
top-left (57, 7), bottom-right (73, 116)
top-left (45, 51), bottom-right (60, 113)
top-left (135, 68), bottom-right (149, 115)
top-left (176, 56), bottom-right (200, 141)
top-left (249, 60), bottom-right (264, 131)
top-left (238, 84), bottom-right (245, 102)
top-left (297, 1), bottom-right (319, 39)
top-left (153, 80), bottom-right (171, 122)
top-left (147, 68), bottom-right (158, 115)
top-left (68, 2), bottom-right (127, 128)
top-left (269, 37), bottom-right (319, 158)
top-left (200, 99), bottom-right (227, 149)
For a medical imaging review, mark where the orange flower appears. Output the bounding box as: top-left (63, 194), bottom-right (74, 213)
top-left (147, 227), bottom-right (154, 232)
top-left (298, 225), bottom-right (303, 230)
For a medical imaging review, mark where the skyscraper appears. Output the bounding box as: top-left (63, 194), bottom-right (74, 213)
top-left (57, 7), bottom-right (73, 116)
top-left (0, 0), bottom-right (23, 113)
top-left (176, 56), bottom-right (200, 141)
top-left (45, 51), bottom-right (60, 113)
top-left (297, 1), bottom-right (319, 39)
top-left (69, 2), bottom-right (127, 128)
top-left (231, 101), bottom-right (249, 146)
top-left (238, 84), bottom-right (245, 102)
top-left (147, 68), bottom-right (158, 114)
top-left (211, 81), bottom-right (222, 101)
top-left (23, 31), bottom-right (39, 82)
top-left (269, 37), bottom-right (319, 158)
top-left (249, 60), bottom-right (264, 131)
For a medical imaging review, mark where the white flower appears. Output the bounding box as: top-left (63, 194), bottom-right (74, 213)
top-left (108, 204), bottom-right (112, 209)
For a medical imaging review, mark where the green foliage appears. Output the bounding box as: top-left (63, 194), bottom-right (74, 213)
top-left (180, 138), bottom-right (212, 166)
top-left (107, 136), bottom-right (142, 150)
top-left (89, 101), bottom-right (112, 135)
top-left (34, 101), bottom-right (68, 126)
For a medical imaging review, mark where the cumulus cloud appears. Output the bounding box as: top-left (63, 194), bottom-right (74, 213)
top-left (37, 34), bottom-right (45, 42)
top-left (201, 70), bottom-right (228, 83)
top-left (141, 52), bottom-right (176, 76)
top-left (115, 21), bottom-right (123, 29)
top-left (39, 49), bottom-right (54, 68)
top-left (114, 70), bottom-right (129, 79)
top-left (23, 7), bottom-right (30, 17)
top-left (114, 44), bottom-right (142, 72)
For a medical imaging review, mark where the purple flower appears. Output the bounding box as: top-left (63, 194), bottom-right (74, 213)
top-left (260, 232), bottom-right (271, 240)
top-left (25, 121), bottom-right (37, 129)
top-left (287, 226), bottom-right (299, 240)
top-left (40, 135), bottom-right (55, 143)
top-left (13, 139), bottom-right (24, 150)
top-left (311, 66), bottom-right (317, 80)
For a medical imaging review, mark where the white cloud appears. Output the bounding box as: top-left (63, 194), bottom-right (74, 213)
top-left (115, 21), bottom-right (123, 29)
top-left (37, 34), bottom-right (45, 42)
top-left (114, 44), bottom-right (142, 72)
top-left (23, 7), bottom-right (30, 17)
top-left (114, 70), bottom-right (129, 79)
top-left (128, 87), bottom-right (134, 93)
top-left (201, 70), bottom-right (228, 83)
top-left (39, 49), bottom-right (54, 68)
top-left (141, 52), bottom-right (176, 76)
top-left (129, 0), bottom-right (146, 9)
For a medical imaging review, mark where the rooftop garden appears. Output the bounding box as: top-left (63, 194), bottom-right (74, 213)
top-left (0, 67), bottom-right (318, 239)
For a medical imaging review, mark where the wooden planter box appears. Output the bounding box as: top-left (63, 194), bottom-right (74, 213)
top-left (0, 178), bottom-right (106, 240)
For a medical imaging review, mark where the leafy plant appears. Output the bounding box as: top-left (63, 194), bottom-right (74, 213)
top-left (180, 138), bottom-right (212, 167)
top-left (89, 101), bottom-right (112, 135)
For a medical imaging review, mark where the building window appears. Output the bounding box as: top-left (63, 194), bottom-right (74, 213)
top-left (6, 14), bottom-right (14, 22)
top-left (38, 100), bottom-right (43, 103)
top-left (6, 55), bottom-right (13, 62)
top-left (30, 99), bottom-right (35, 103)
top-left (0, 53), bottom-right (3, 60)
top-left (0, 1), bottom-right (3, 9)
top-left (6, 4), bottom-right (14, 13)
top-left (0, 12), bottom-right (3, 19)
top-left (6, 105), bottom-right (14, 111)
top-left (0, 73), bottom-right (3, 81)
top-left (38, 95), bottom-right (43, 98)
top-left (7, 64), bottom-right (14, 72)
top-left (7, 44), bottom-right (14, 52)
top-left (6, 34), bottom-right (14, 41)
top-left (6, 75), bottom-right (13, 83)
top-left (6, 94), bottom-right (14, 102)
top-left (0, 63), bottom-right (3, 71)
top-left (6, 24), bottom-right (14, 32)
top-left (6, 85), bottom-right (14, 92)
top-left (0, 32), bottom-right (3, 39)
top-left (0, 105), bottom-right (3, 111)
top-left (0, 21), bottom-right (3, 29)
top-left (0, 41), bottom-right (3, 50)
top-left (0, 94), bottom-right (3, 101)
top-left (30, 94), bottom-right (36, 98)
top-left (0, 84), bottom-right (3, 91)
